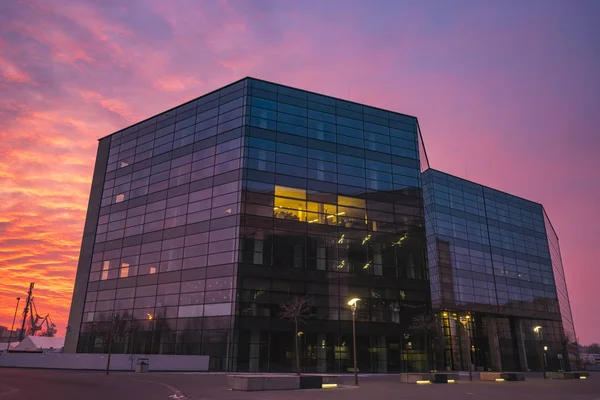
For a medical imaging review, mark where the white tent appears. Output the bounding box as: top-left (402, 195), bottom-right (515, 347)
top-left (1, 342), bottom-right (19, 352)
top-left (12, 336), bottom-right (64, 353)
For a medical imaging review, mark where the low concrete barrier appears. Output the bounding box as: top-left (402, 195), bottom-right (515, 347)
top-left (227, 374), bottom-right (340, 391)
top-left (299, 376), bottom-right (323, 389)
top-left (480, 372), bottom-right (525, 381)
top-left (0, 353), bottom-right (209, 372)
top-left (546, 371), bottom-right (590, 379)
top-left (304, 374), bottom-right (344, 385)
top-left (400, 372), bottom-right (458, 384)
top-left (228, 375), bottom-right (300, 391)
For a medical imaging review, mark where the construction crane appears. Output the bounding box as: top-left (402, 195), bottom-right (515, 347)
top-left (27, 298), bottom-right (57, 337)
top-left (19, 283), bottom-right (34, 341)
top-left (18, 283), bottom-right (57, 339)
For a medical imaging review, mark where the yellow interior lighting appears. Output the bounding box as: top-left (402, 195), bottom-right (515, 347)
top-left (495, 378), bottom-right (505, 382)
top-left (416, 380), bottom-right (431, 384)
top-left (579, 376), bottom-right (587, 380)
top-left (321, 384), bottom-right (338, 389)
top-left (447, 379), bottom-right (455, 383)
top-left (275, 185), bottom-right (306, 199)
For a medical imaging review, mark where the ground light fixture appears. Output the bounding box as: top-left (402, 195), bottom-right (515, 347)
top-left (348, 298), bottom-right (361, 386)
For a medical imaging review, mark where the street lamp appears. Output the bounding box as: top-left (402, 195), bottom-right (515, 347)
top-left (6, 297), bottom-right (21, 352)
top-left (533, 326), bottom-right (546, 379)
top-left (402, 333), bottom-right (410, 375)
top-left (348, 298), bottom-right (361, 386)
top-left (459, 315), bottom-right (473, 381)
top-left (106, 314), bottom-right (116, 376)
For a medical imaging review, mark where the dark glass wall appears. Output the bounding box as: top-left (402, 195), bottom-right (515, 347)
top-left (235, 79), bottom-right (430, 373)
top-left (544, 210), bottom-right (579, 369)
top-left (423, 169), bottom-right (573, 372)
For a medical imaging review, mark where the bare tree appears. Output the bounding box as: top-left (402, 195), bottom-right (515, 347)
top-left (409, 313), bottom-right (438, 372)
top-left (280, 297), bottom-right (310, 375)
top-left (560, 333), bottom-right (579, 371)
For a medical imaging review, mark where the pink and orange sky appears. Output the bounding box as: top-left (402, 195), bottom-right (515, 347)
top-left (0, 0), bottom-right (598, 344)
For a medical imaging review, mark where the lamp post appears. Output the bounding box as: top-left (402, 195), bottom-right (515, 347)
top-left (348, 298), bottom-right (361, 386)
top-left (460, 315), bottom-right (473, 381)
top-left (402, 333), bottom-right (410, 375)
top-left (106, 314), bottom-right (116, 376)
top-left (543, 345), bottom-right (548, 377)
top-left (534, 326), bottom-right (546, 379)
top-left (6, 297), bottom-right (20, 352)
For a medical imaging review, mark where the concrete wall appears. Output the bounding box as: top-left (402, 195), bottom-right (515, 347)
top-left (0, 353), bottom-right (209, 372)
top-left (64, 137), bottom-right (111, 353)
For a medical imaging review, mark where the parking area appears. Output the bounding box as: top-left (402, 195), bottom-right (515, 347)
top-left (0, 369), bottom-right (598, 400)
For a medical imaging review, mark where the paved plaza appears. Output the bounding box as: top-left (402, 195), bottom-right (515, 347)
top-left (0, 369), bottom-right (598, 400)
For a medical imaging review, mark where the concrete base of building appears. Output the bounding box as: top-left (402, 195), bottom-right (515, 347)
top-left (480, 372), bottom-right (525, 381)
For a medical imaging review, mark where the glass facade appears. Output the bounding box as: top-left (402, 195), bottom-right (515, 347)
top-left (65, 77), bottom-right (578, 374)
top-left (67, 78), bottom-right (431, 373)
top-left (544, 210), bottom-right (579, 368)
top-left (75, 80), bottom-right (246, 371)
top-left (423, 169), bottom-right (577, 371)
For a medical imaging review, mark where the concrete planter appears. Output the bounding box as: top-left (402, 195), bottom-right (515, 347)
top-left (480, 372), bottom-right (525, 381)
top-left (228, 374), bottom-right (334, 391)
top-left (400, 372), bottom-right (459, 384)
top-left (546, 371), bottom-right (590, 380)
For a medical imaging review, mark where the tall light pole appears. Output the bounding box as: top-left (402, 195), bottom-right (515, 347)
top-left (402, 333), bottom-right (410, 375)
top-left (348, 298), bottom-right (361, 386)
top-left (534, 326), bottom-right (546, 379)
top-left (106, 314), bottom-right (116, 376)
top-left (6, 297), bottom-right (20, 351)
top-left (460, 315), bottom-right (473, 381)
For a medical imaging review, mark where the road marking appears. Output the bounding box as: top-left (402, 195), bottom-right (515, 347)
top-left (0, 384), bottom-right (20, 399)
top-left (132, 379), bottom-right (186, 400)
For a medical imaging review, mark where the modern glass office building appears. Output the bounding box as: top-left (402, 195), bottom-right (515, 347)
top-left (423, 169), bottom-right (578, 372)
top-left (65, 77), bottom-right (578, 373)
top-left (65, 77), bottom-right (432, 373)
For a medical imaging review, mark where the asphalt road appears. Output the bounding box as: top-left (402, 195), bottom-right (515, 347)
top-left (0, 369), bottom-right (178, 400)
top-left (1, 369), bottom-right (599, 400)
